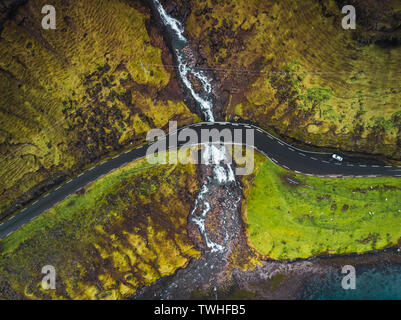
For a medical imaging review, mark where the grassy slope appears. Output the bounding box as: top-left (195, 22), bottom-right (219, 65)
top-left (186, 0), bottom-right (401, 159)
top-left (0, 0), bottom-right (199, 215)
top-left (0, 152), bottom-right (200, 299)
top-left (242, 152), bottom-right (401, 260)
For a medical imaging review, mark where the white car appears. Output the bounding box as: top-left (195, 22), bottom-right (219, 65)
top-left (332, 154), bottom-right (343, 162)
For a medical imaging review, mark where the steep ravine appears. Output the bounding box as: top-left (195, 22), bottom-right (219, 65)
top-left (133, 0), bottom-right (254, 299)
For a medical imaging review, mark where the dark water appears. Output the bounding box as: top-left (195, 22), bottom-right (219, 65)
top-left (302, 264), bottom-right (401, 300)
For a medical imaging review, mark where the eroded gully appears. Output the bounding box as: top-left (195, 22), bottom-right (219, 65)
top-left (133, 0), bottom-right (251, 299)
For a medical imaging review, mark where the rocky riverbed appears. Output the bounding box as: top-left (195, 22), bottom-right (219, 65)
top-left (132, 0), bottom-right (401, 300)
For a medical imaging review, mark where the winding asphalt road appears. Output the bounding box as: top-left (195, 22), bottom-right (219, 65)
top-left (1, 122), bottom-right (401, 240)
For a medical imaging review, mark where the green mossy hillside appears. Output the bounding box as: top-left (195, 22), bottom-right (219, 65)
top-left (0, 0), bottom-right (199, 217)
top-left (185, 0), bottom-right (401, 159)
top-left (0, 153), bottom-right (200, 299)
top-left (243, 152), bottom-right (401, 260)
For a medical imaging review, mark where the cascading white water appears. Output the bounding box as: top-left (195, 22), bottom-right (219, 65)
top-left (153, 0), bottom-right (215, 122)
top-left (190, 185), bottom-right (224, 253)
top-left (202, 144), bottom-right (235, 185)
top-left (177, 55), bottom-right (215, 121)
top-left (153, 0), bottom-right (187, 42)
top-left (153, 0), bottom-right (236, 253)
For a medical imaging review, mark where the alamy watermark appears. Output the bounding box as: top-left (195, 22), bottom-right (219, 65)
top-left (41, 265), bottom-right (56, 290)
top-left (341, 265), bottom-right (356, 290)
top-left (41, 5), bottom-right (56, 30)
top-left (342, 5), bottom-right (356, 30)
top-left (40, 4), bottom-right (355, 31)
top-left (145, 121), bottom-right (255, 175)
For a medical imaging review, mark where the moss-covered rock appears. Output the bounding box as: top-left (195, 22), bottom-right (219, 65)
top-left (182, 0), bottom-right (401, 159)
top-left (0, 0), bottom-right (199, 218)
top-left (242, 151), bottom-right (401, 260)
top-left (0, 154), bottom-right (200, 299)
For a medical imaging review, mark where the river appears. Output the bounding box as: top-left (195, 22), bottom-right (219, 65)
top-left (130, 0), bottom-right (248, 299)
top-left (134, 0), bottom-right (401, 300)
top-left (153, 0), bottom-right (239, 255)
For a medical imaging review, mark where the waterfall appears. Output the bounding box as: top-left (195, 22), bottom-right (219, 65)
top-left (153, 0), bottom-right (215, 122)
top-left (152, 0), bottom-right (237, 253)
